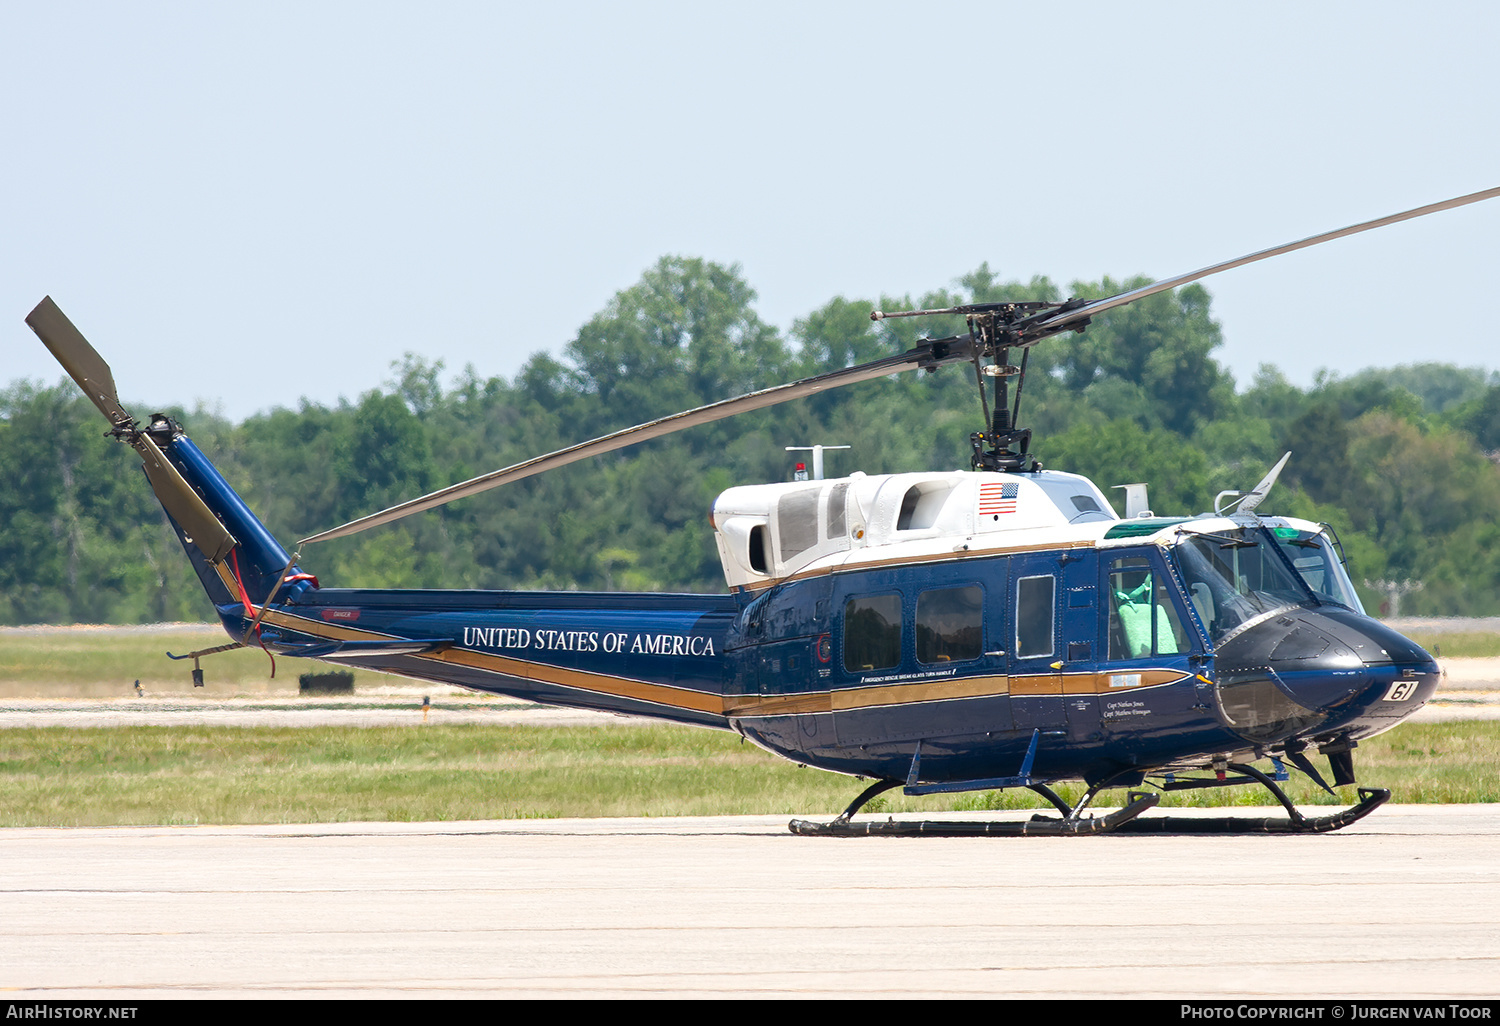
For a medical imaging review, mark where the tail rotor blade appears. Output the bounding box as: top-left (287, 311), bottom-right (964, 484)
top-left (25, 297), bottom-right (131, 427)
top-left (24, 297), bottom-right (239, 565)
top-left (134, 433), bottom-right (238, 565)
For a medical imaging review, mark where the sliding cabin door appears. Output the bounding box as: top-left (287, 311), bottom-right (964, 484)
top-left (1008, 552), bottom-right (1065, 732)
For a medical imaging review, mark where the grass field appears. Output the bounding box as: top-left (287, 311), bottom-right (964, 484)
top-left (0, 719), bottom-right (1495, 828)
top-left (1404, 631), bottom-right (1500, 658)
top-left (0, 626), bottom-right (425, 697)
top-left (0, 624), bottom-right (1495, 827)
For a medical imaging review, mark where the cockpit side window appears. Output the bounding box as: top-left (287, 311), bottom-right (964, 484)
top-left (1107, 556), bottom-right (1190, 660)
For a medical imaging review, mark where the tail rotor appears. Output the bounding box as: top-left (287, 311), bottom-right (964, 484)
top-left (25, 297), bottom-right (238, 564)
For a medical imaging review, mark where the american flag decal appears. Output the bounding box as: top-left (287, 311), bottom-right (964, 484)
top-left (978, 481), bottom-right (1019, 516)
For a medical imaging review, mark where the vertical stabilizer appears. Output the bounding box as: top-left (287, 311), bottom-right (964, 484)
top-left (25, 298), bottom-right (310, 620)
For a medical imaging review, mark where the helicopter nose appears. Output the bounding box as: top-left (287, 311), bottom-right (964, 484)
top-left (1298, 605), bottom-right (1442, 718)
top-left (1212, 606), bottom-right (1440, 743)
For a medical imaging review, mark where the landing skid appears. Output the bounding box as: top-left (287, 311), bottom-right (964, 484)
top-left (788, 778), bottom-right (1162, 837)
top-left (1110, 763), bottom-right (1391, 835)
top-left (788, 763), bottom-right (1390, 837)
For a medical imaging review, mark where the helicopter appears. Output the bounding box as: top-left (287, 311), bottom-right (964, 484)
top-left (26, 185), bottom-right (1500, 836)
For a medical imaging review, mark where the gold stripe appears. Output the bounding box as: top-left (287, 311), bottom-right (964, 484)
top-left (1011, 668), bottom-right (1189, 695)
top-left (258, 607), bottom-right (398, 642)
top-left (726, 667), bottom-right (1189, 718)
top-left (1010, 674), bottom-right (1062, 696)
top-left (723, 692), bottom-right (832, 717)
top-left (429, 646), bottom-right (723, 715)
top-left (832, 673), bottom-right (1010, 710)
top-left (1084, 668), bottom-right (1186, 693)
top-left (214, 561), bottom-right (240, 598)
top-left (724, 673), bottom-right (1012, 718)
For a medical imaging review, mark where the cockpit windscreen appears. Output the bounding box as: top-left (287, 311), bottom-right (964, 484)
top-left (1171, 527), bottom-right (1317, 644)
top-left (1270, 527), bottom-right (1366, 613)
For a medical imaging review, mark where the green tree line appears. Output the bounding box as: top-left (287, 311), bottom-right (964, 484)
top-left (4, 256), bottom-right (1499, 623)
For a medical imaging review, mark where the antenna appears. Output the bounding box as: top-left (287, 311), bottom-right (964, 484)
top-left (785, 444), bottom-right (850, 481)
top-left (1235, 452), bottom-right (1292, 515)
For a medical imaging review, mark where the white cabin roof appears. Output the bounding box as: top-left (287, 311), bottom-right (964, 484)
top-left (711, 469), bottom-right (1125, 590)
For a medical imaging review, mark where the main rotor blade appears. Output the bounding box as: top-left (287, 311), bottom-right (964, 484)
top-left (299, 345), bottom-right (964, 545)
top-left (1034, 184), bottom-right (1500, 335)
top-left (302, 184), bottom-right (1500, 545)
top-left (26, 297), bottom-right (130, 426)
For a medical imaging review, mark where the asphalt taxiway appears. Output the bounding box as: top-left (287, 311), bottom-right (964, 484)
top-left (2, 805), bottom-right (1497, 998)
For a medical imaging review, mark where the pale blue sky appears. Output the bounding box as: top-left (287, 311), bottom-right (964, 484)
top-left (4, 1), bottom-right (1498, 420)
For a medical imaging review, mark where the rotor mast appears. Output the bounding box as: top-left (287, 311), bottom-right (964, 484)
top-left (871, 299), bottom-right (1089, 472)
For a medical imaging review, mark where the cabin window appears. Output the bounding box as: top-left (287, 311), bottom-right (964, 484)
top-left (1015, 575), bottom-right (1055, 659)
top-left (916, 585), bottom-right (983, 664)
top-left (1107, 557), bottom-right (1190, 659)
top-left (844, 593), bottom-right (902, 672)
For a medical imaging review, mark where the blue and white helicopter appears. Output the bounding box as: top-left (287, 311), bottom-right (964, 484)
top-left (28, 187), bottom-right (1497, 835)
